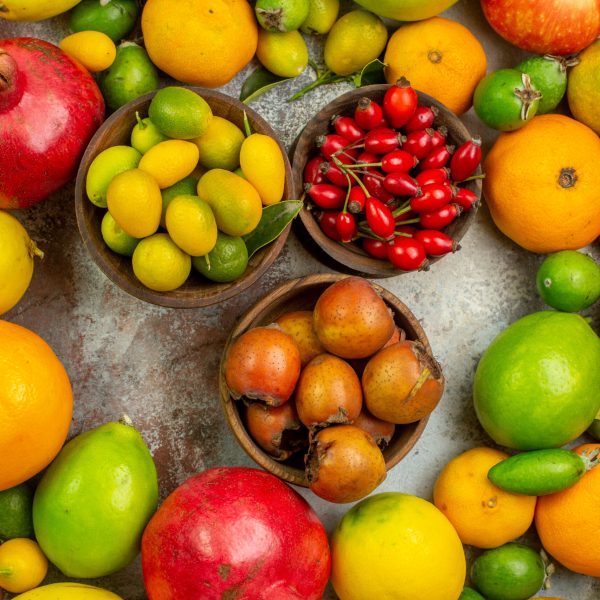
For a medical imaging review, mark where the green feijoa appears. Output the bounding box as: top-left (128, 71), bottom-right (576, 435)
top-left (131, 112), bottom-right (169, 154)
top-left (160, 175), bottom-right (198, 228)
top-left (255, 0), bottom-right (310, 32)
top-left (471, 543), bottom-right (546, 600)
top-left (192, 231), bottom-right (249, 283)
top-left (99, 42), bottom-right (160, 112)
top-left (69, 0), bottom-right (139, 42)
top-left (458, 588), bottom-right (485, 600)
top-left (473, 69), bottom-right (541, 131)
top-left (488, 448), bottom-right (599, 496)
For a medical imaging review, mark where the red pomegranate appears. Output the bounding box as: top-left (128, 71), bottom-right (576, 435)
top-left (141, 467), bottom-right (331, 600)
top-left (0, 38), bottom-right (105, 209)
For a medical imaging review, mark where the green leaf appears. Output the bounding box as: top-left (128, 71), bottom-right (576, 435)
top-left (352, 59), bottom-right (387, 88)
top-left (240, 68), bottom-right (294, 104)
top-left (243, 200), bottom-right (303, 259)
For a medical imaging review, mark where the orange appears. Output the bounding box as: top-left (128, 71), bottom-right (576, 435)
top-left (433, 447), bottom-right (537, 549)
top-left (484, 114), bottom-right (600, 253)
top-left (383, 17), bottom-right (487, 115)
top-left (0, 321), bottom-right (73, 491)
top-left (535, 443), bottom-right (600, 576)
top-left (141, 0), bottom-right (258, 88)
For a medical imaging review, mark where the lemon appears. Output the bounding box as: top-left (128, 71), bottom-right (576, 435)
top-left (301, 0), bottom-right (340, 34)
top-left (240, 133), bottom-right (285, 205)
top-left (0, 538), bottom-right (48, 593)
top-left (324, 10), bottom-right (388, 76)
top-left (106, 168), bottom-right (162, 238)
top-left (256, 30), bottom-right (309, 78)
top-left (132, 233), bottom-right (191, 291)
top-left (138, 139), bottom-right (199, 189)
top-left (148, 86), bottom-right (213, 140)
top-left (255, 0), bottom-right (310, 32)
top-left (100, 212), bottom-right (140, 257)
top-left (194, 116), bottom-right (245, 171)
top-left (192, 232), bottom-right (249, 283)
top-left (567, 40), bottom-right (600, 135)
top-left (0, 0), bottom-right (80, 21)
top-left (160, 175), bottom-right (198, 228)
top-left (59, 31), bottom-right (116, 72)
top-left (165, 195), bottom-right (218, 256)
top-left (86, 145), bottom-right (142, 208)
top-left (131, 113), bottom-right (169, 154)
top-left (0, 211), bottom-right (43, 316)
top-left (14, 583), bottom-right (123, 599)
top-left (197, 169), bottom-right (263, 236)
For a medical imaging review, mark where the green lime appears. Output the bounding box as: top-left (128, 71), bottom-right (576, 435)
top-left (471, 543), bottom-right (545, 600)
top-left (192, 232), bottom-right (249, 282)
top-left (301, 0), bottom-right (340, 34)
top-left (473, 311), bottom-right (600, 450)
top-left (160, 175), bottom-right (198, 228)
top-left (517, 55), bottom-right (570, 115)
top-left (0, 484), bottom-right (34, 540)
top-left (148, 87), bottom-right (213, 140)
top-left (69, 0), bottom-right (139, 42)
top-left (255, 0), bottom-right (310, 32)
top-left (86, 145), bottom-right (141, 208)
top-left (536, 250), bottom-right (600, 312)
top-left (458, 588), bottom-right (485, 600)
top-left (194, 116), bottom-right (245, 171)
top-left (131, 112), bottom-right (169, 154)
top-left (165, 195), bottom-right (217, 257)
top-left (100, 212), bottom-right (140, 257)
top-left (132, 233), bottom-right (191, 292)
top-left (256, 30), bottom-right (309, 78)
top-left (588, 416), bottom-right (600, 440)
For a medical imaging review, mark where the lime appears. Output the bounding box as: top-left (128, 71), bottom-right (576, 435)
top-left (458, 588), bottom-right (485, 600)
top-left (192, 232), bottom-right (249, 282)
top-left (148, 87), bottom-right (213, 140)
top-left (100, 212), bottom-right (140, 257)
top-left (301, 0), bottom-right (340, 34)
top-left (255, 0), bottom-right (310, 32)
top-left (160, 175), bottom-right (198, 228)
top-left (536, 250), bottom-right (600, 312)
top-left (194, 116), bottom-right (245, 171)
top-left (256, 30), bottom-right (309, 78)
top-left (589, 416), bottom-right (600, 440)
top-left (473, 311), bottom-right (600, 450)
top-left (0, 538), bottom-right (48, 593)
top-left (131, 112), bottom-right (169, 154)
top-left (86, 145), bottom-right (141, 208)
top-left (138, 139), bottom-right (199, 189)
top-left (470, 543), bottom-right (545, 600)
top-left (165, 195), bottom-right (218, 257)
top-left (517, 55), bottom-right (570, 115)
top-left (0, 484), bottom-right (34, 540)
top-left (132, 233), bottom-right (191, 292)
top-left (69, 0), bottom-right (139, 42)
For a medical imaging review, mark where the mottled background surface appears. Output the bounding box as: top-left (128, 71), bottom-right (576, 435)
top-left (1, 0), bottom-right (599, 597)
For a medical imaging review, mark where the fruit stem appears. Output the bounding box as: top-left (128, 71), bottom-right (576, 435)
top-left (119, 414), bottom-right (134, 427)
top-left (394, 217), bottom-right (420, 226)
top-left (288, 70), bottom-right (348, 102)
top-left (342, 162), bottom-right (382, 169)
top-left (29, 240), bottom-right (44, 260)
top-left (135, 111), bottom-right (146, 130)
top-left (343, 163), bottom-right (371, 197)
top-left (457, 173), bottom-right (486, 183)
top-left (243, 111), bottom-right (252, 137)
top-left (580, 447), bottom-right (600, 471)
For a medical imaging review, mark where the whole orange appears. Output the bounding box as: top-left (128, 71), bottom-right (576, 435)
top-left (0, 321), bottom-right (73, 491)
top-left (433, 447), bottom-right (537, 549)
top-left (535, 443), bottom-right (600, 576)
top-left (141, 0), bottom-right (258, 88)
top-left (484, 114), bottom-right (600, 253)
top-left (383, 17), bottom-right (487, 115)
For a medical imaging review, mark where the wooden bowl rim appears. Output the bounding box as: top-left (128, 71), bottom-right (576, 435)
top-left (219, 273), bottom-right (432, 488)
top-left (75, 87), bottom-right (294, 308)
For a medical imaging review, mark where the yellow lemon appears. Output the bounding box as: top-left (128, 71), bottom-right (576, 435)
top-left (138, 140), bottom-right (199, 189)
top-left (106, 168), bottom-right (161, 238)
top-left (0, 0), bottom-right (81, 21)
top-left (59, 31), bottom-right (116, 72)
top-left (194, 116), bottom-right (245, 171)
top-left (256, 30), bottom-right (309, 78)
top-left (0, 538), bottom-right (48, 593)
top-left (14, 583), bottom-right (123, 599)
top-left (165, 195), bottom-right (218, 256)
top-left (301, 0), bottom-right (340, 35)
top-left (240, 133), bottom-right (285, 205)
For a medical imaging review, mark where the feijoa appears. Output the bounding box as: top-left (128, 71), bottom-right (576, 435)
top-left (69, 0), bottom-right (139, 42)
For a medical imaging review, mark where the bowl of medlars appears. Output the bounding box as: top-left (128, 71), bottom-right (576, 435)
top-left (75, 86), bottom-right (296, 308)
top-left (219, 274), bottom-right (446, 504)
top-left (292, 81), bottom-right (482, 277)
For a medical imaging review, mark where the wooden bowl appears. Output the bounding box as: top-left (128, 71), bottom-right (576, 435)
top-left (292, 84), bottom-right (482, 278)
top-left (219, 274), bottom-right (431, 488)
top-left (75, 88), bottom-right (294, 308)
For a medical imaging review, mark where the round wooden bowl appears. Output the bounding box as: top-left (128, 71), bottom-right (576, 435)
top-left (219, 273), bottom-right (432, 488)
top-left (292, 84), bottom-right (482, 278)
top-left (75, 88), bottom-right (294, 308)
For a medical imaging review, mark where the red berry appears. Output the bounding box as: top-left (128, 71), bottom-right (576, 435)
top-left (348, 186), bottom-right (367, 214)
top-left (383, 172), bottom-right (420, 197)
top-left (354, 97), bottom-right (385, 130)
top-left (320, 160), bottom-right (348, 187)
top-left (317, 211), bottom-right (341, 240)
top-left (363, 173), bottom-right (394, 203)
top-left (317, 134), bottom-right (350, 159)
top-left (366, 197), bottom-right (395, 238)
top-left (381, 149), bottom-right (418, 173)
top-left (415, 168), bottom-right (449, 187)
top-left (429, 127), bottom-right (448, 150)
top-left (306, 183), bottom-right (345, 209)
top-left (410, 182), bottom-right (453, 213)
top-left (387, 236), bottom-right (427, 271)
top-left (419, 145), bottom-right (454, 170)
top-left (335, 211), bottom-right (357, 243)
top-left (450, 136), bottom-right (482, 181)
top-left (364, 128), bottom-right (404, 155)
top-left (332, 115), bottom-right (365, 143)
top-left (304, 156), bottom-right (326, 185)
top-left (362, 237), bottom-right (388, 259)
top-left (383, 77), bottom-right (418, 129)
top-left (454, 187), bottom-right (479, 211)
top-left (404, 106), bottom-right (438, 133)
top-left (356, 150), bottom-right (379, 165)
top-left (395, 225), bottom-right (417, 236)
top-left (419, 203), bottom-right (462, 229)
top-left (414, 230), bottom-right (458, 257)
top-left (403, 129), bottom-right (435, 160)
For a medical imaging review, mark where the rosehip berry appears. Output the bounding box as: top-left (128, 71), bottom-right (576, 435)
top-left (304, 156), bottom-right (326, 185)
top-left (395, 225), bottom-right (417, 236)
top-left (364, 128), bottom-right (404, 155)
top-left (363, 173), bottom-right (394, 203)
top-left (383, 77), bottom-right (418, 129)
top-left (320, 160), bottom-right (348, 187)
top-left (450, 136), bottom-right (482, 181)
top-left (354, 97), bottom-right (385, 130)
top-left (305, 183), bottom-right (345, 209)
top-left (403, 129), bottom-right (434, 160)
top-left (419, 203), bottom-right (462, 229)
top-left (381, 149), bottom-right (418, 173)
top-left (366, 197), bottom-right (395, 238)
top-left (410, 182), bottom-right (453, 213)
top-left (387, 236), bottom-right (427, 271)
top-left (419, 145), bottom-right (454, 170)
top-left (317, 134), bottom-right (351, 159)
top-left (317, 211), bottom-right (341, 240)
top-left (415, 168), bottom-right (450, 187)
top-left (414, 230), bottom-right (458, 257)
top-left (335, 212), bottom-right (357, 243)
top-left (332, 115), bottom-right (365, 143)
top-left (404, 106), bottom-right (438, 133)
top-left (383, 172), bottom-right (420, 197)
top-left (362, 237), bottom-right (388, 259)
top-left (348, 186), bottom-right (367, 214)
top-left (454, 187), bottom-right (479, 211)
top-left (429, 126), bottom-right (448, 150)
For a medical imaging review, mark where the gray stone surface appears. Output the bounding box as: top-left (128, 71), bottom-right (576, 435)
top-left (1, 0), bottom-right (599, 598)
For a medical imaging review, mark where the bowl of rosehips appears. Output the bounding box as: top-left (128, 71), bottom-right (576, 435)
top-left (292, 81), bottom-right (483, 277)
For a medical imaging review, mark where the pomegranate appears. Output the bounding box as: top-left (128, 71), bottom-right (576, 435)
top-left (141, 467), bottom-right (331, 600)
top-left (0, 38), bottom-right (105, 208)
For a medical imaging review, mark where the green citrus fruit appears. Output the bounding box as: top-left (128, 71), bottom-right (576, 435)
top-left (130, 113), bottom-right (169, 154)
top-left (165, 194), bottom-right (217, 257)
top-left (192, 232), bottom-right (249, 282)
top-left (301, 0), bottom-right (339, 34)
top-left (473, 311), bottom-right (600, 450)
top-left (256, 30), bottom-right (309, 78)
top-left (517, 55), bottom-right (570, 115)
top-left (69, 0), bottom-right (139, 42)
top-left (353, 0), bottom-right (458, 21)
top-left (459, 588), bottom-right (485, 600)
top-left (588, 408), bottom-right (600, 440)
top-left (0, 484), bottom-right (34, 540)
top-left (194, 116), bottom-right (245, 171)
top-left (148, 87), bottom-right (213, 140)
top-left (536, 250), bottom-right (600, 312)
top-left (160, 175), bottom-right (198, 228)
top-left (255, 0), bottom-right (310, 32)
top-left (100, 212), bottom-right (140, 257)
top-left (567, 39), bottom-right (600, 135)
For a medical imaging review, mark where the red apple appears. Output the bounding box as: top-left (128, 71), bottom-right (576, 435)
top-left (481, 0), bottom-right (600, 55)
top-left (141, 467), bottom-right (331, 600)
top-left (0, 38), bottom-right (105, 209)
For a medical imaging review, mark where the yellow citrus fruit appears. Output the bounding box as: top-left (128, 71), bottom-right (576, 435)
top-left (256, 30), bottom-right (309, 78)
top-left (194, 116), bottom-right (245, 171)
top-left (141, 0), bottom-right (258, 87)
top-left (0, 538), bottom-right (48, 593)
top-left (484, 114), bottom-right (600, 253)
top-left (301, 0), bottom-right (340, 35)
top-left (0, 0), bottom-right (80, 21)
top-left (567, 39), bottom-right (600, 135)
top-left (0, 211), bottom-right (43, 316)
top-left (384, 17), bottom-right (487, 115)
top-left (165, 194), bottom-right (217, 256)
top-left (0, 320), bottom-right (73, 492)
top-left (106, 168), bottom-right (162, 238)
top-left (13, 583), bottom-right (124, 599)
top-left (59, 30), bottom-right (116, 72)
top-left (433, 447), bottom-right (537, 549)
top-left (240, 133), bottom-right (285, 205)
top-left (138, 139), bottom-right (199, 189)
top-left (331, 492), bottom-right (465, 600)
top-left (160, 175), bottom-right (198, 228)
top-left (132, 233), bottom-right (191, 292)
